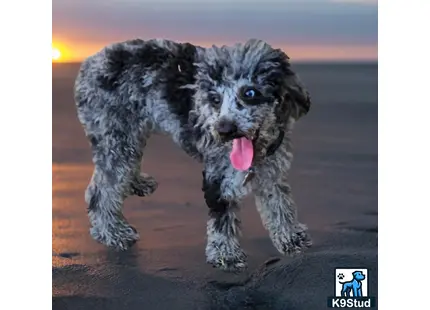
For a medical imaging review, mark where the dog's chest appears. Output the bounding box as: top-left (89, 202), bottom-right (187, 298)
top-left (203, 152), bottom-right (253, 201)
top-left (220, 170), bottom-right (253, 200)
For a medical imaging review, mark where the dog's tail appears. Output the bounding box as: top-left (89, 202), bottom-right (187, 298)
top-left (338, 281), bottom-right (348, 284)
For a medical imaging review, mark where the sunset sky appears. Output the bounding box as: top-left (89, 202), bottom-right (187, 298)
top-left (52, 0), bottom-right (377, 62)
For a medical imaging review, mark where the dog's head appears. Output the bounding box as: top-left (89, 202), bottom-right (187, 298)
top-left (352, 271), bottom-right (366, 281)
top-left (192, 39), bottom-right (311, 170)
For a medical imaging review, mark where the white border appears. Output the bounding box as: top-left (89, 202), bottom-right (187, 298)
top-left (379, 0), bottom-right (430, 308)
top-left (1, 0), bottom-right (52, 309)
top-left (3, 0), bottom-right (428, 309)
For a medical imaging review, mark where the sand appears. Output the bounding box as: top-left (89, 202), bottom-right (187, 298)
top-left (52, 62), bottom-right (378, 309)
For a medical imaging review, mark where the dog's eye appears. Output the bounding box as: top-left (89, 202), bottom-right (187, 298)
top-left (208, 93), bottom-right (221, 107)
top-left (242, 88), bottom-right (261, 99)
top-left (244, 89), bottom-right (256, 98)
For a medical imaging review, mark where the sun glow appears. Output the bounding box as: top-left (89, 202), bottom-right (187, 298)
top-left (52, 47), bottom-right (61, 61)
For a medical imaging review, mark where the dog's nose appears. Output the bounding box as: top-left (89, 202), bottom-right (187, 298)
top-left (216, 119), bottom-right (238, 136)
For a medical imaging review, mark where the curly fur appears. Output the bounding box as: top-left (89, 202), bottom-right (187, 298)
top-left (74, 38), bottom-right (312, 271)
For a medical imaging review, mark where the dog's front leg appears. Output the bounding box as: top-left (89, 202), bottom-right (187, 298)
top-left (354, 285), bottom-right (362, 297)
top-left (202, 170), bottom-right (246, 271)
top-left (254, 177), bottom-right (312, 255)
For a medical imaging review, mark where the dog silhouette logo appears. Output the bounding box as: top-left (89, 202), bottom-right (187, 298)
top-left (338, 270), bottom-right (366, 297)
top-left (327, 268), bottom-right (376, 308)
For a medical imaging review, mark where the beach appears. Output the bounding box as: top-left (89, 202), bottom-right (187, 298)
top-left (52, 62), bottom-right (378, 310)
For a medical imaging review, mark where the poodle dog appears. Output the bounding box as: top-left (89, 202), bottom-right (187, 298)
top-left (74, 38), bottom-right (312, 271)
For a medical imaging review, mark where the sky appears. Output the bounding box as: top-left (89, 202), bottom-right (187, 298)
top-left (52, 0), bottom-right (378, 62)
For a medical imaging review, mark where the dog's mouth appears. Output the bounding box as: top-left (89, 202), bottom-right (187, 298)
top-left (229, 128), bottom-right (260, 171)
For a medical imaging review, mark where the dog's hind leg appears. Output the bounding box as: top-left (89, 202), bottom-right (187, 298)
top-left (129, 134), bottom-right (158, 197)
top-left (254, 176), bottom-right (312, 255)
top-left (131, 172), bottom-right (158, 197)
top-left (85, 108), bottom-right (153, 250)
top-left (341, 286), bottom-right (348, 297)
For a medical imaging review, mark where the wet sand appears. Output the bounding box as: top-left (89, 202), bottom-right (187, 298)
top-left (52, 62), bottom-right (378, 309)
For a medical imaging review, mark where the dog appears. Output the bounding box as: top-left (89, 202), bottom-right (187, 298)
top-left (340, 271), bottom-right (366, 297)
top-left (74, 38), bottom-right (312, 271)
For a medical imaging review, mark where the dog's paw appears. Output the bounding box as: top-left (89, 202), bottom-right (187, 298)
top-left (206, 241), bottom-right (247, 272)
top-left (270, 224), bottom-right (312, 255)
top-left (131, 173), bottom-right (158, 197)
top-left (90, 223), bottom-right (140, 251)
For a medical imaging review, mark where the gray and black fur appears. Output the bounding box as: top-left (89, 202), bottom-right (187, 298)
top-left (74, 38), bottom-right (312, 271)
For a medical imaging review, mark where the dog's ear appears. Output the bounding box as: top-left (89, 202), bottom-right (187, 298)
top-left (259, 47), bottom-right (311, 122)
top-left (284, 73), bottom-right (312, 121)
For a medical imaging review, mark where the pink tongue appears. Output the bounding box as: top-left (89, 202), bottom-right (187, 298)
top-left (230, 137), bottom-right (254, 171)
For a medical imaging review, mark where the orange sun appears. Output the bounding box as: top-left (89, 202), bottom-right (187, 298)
top-left (52, 47), bottom-right (61, 61)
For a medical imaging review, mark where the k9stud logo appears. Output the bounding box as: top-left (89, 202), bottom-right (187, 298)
top-left (327, 268), bottom-right (376, 308)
